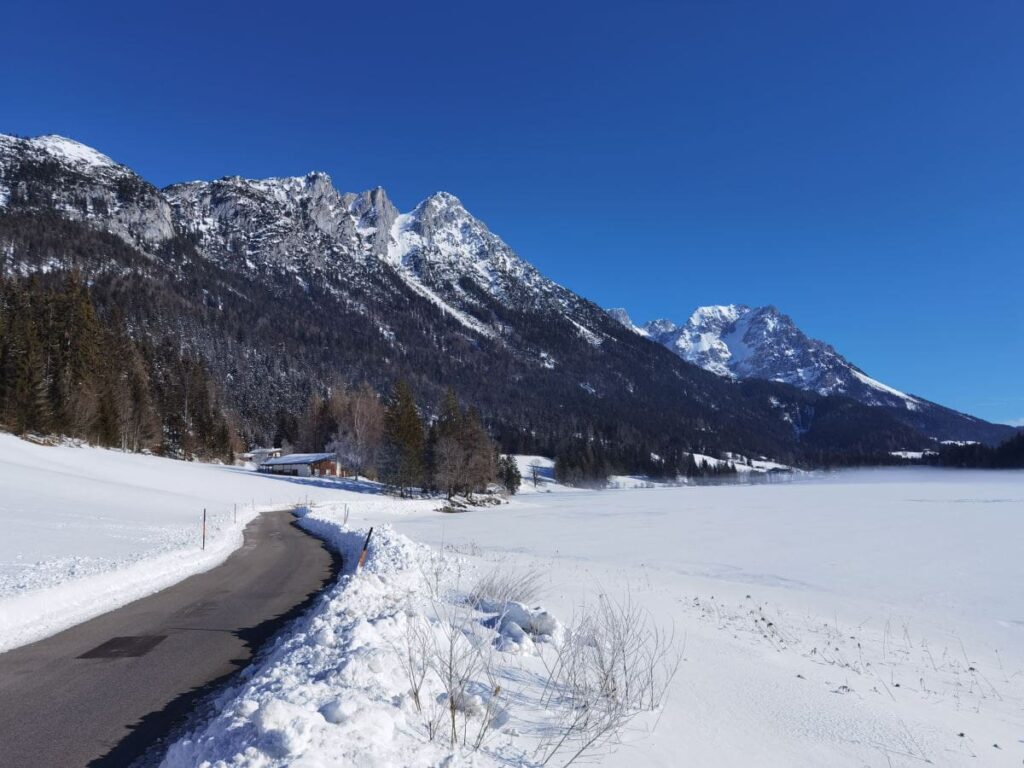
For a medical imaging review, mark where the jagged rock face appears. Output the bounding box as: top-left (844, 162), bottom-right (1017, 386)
top-left (606, 308), bottom-right (636, 328)
top-left (164, 173), bottom-right (393, 275)
top-left (161, 169), bottom-right (616, 348)
top-left (0, 135), bottom-right (175, 249)
top-left (346, 186), bottom-right (398, 261)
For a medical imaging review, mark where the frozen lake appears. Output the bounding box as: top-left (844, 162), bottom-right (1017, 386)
top-left (353, 468), bottom-right (1024, 767)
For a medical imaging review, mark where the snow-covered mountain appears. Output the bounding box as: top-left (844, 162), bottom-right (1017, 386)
top-left (0, 131), bottom-right (617, 360)
top-left (1, 132), bottom-right (1012, 453)
top-left (611, 304), bottom-right (1009, 442)
top-left (630, 305), bottom-right (917, 408)
top-left (163, 175), bottom-right (609, 345)
top-left (0, 134), bottom-right (175, 248)
top-left (164, 174), bottom-right (395, 273)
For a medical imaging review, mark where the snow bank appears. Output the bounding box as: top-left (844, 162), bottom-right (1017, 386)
top-left (161, 514), bottom-right (485, 767)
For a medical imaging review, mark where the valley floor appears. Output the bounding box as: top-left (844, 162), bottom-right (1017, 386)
top-left (1, 434), bottom-right (1022, 766)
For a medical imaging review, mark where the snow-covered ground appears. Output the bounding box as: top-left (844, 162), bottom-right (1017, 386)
top-left (2, 433), bottom-right (1022, 766)
top-left (165, 467), bottom-right (1024, 768)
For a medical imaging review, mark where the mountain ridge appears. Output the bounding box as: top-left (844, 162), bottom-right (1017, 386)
top-left (0, 132), bottom-right (1010, 465)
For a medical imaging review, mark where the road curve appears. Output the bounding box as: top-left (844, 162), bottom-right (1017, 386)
top-left (0, 509), bottom-right (340, 768)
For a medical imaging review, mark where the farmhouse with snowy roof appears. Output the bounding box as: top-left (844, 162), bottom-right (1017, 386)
top-left (257, 452), bottom-right (345, 478)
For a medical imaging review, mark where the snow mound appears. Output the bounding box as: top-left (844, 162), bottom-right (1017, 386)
top-left (161, 519), bottom-right (455, 767)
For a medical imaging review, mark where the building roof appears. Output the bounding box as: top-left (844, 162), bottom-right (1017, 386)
top-left (262, 452), bottom-right (336, 467)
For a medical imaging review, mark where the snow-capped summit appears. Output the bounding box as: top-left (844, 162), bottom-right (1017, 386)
top-left (625, 303), bottom-right (922, 409)
top-left (0, 133), bottom-right (175, 247)
top-left (384, 190), bottom-right (614, 343)
top-left (389, 191), bottom-right (544, 297)
top-left (609, 303), bottom-right (919, 408)
top-left (20, 135), bottom-right (117, 169)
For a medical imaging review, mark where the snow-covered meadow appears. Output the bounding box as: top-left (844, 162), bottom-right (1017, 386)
top-left (1, 433), bottom-right (1022, 766)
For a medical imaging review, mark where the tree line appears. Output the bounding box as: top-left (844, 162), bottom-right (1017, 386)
top-left (2, 210), bottom-right (964, 477)
top-left (553, 436), bottom-right (740, 487)
top-left (925, 431), bottom-right (1024, 469)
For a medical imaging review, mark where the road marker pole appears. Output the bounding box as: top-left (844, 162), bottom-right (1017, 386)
top-left (356, 527), bottom-right (374, 573)
top-left (202, 508), bottom-right (207, 550)
top-left (234, 503), bottom-right (237, 524)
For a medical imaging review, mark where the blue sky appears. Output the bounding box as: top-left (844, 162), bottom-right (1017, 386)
top-left (2, 1), bottom-right (1021, 424)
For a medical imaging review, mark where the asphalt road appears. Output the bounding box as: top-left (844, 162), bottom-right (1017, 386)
top-left (0, 509), bottom-right (340, 768)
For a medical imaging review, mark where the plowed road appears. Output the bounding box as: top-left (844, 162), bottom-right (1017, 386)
top-left (0, 510), bottom-right (339, 767)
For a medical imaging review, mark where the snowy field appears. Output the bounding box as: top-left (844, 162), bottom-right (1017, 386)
top-left (167, 468), bottom-right (1024, 768)
top-left (2, 433), bottom-right (1022, 766)
top-left (0, 433), bottom-right (426, 651)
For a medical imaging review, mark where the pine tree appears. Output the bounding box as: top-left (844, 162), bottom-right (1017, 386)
top-left (498, 455), bottom-right (521, 495)
top-left (382, 380), bottom-right (426, 496)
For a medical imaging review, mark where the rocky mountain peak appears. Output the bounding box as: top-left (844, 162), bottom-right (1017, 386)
top-left (606, 307), bottom-right (637, 327)
top-left (0, 133), bottom-right (175, 248)
top-left (686, 304), bottom-right (747, 327)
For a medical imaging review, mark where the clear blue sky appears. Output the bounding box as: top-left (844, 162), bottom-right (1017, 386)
top-left (2, 1), bottom-right (1021, 424)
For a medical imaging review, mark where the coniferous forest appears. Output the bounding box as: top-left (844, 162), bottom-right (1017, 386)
top-left (0, 273), bottom-right (233, 460)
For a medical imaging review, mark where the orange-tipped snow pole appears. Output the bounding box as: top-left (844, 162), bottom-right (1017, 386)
top-left (356, 527), bottom-right (374, 572)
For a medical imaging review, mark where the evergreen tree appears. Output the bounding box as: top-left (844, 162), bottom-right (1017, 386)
top-left (381, 380), bottom-right (426, 495)
top-left (498, 454), bottom-right (521, 495)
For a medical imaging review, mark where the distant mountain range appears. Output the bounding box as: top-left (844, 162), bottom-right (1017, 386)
top-left (608, 305), bottom-right (1010, 444)
top-left (0, 133), bottom-right (1013, 467)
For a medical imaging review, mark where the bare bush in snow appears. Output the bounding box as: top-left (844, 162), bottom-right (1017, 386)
top-left (537, 593), bottom-right (683, 766)
top-left (468, 565), bottom-right (546, 609)
top-left (399, 596), bottom-right (508, 750)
